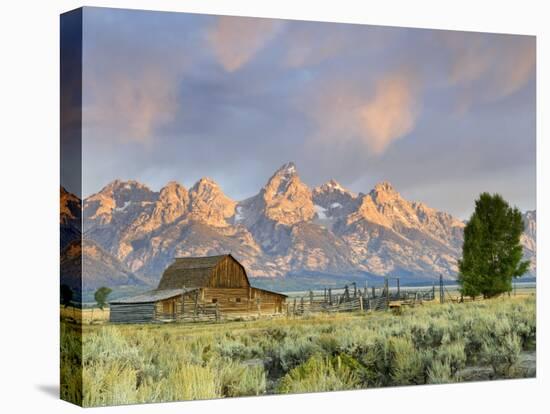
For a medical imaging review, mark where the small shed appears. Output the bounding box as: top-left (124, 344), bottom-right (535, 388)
top-left (109, 254), bottom-right (287, 323)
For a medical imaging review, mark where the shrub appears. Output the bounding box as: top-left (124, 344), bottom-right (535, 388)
top-left (161, 363), bottom-right (220, 401)
top-left (218, 361), bottom-right (266, 397)
top-left (82, 362), bottom-right (138, 406)
top-left (481, 333), bottom-right (521, 377)
top-left (317, 333), bottom-right (341, 355)
top-left (60, 324), bottom-right (83, 404)
top-left (275, 336), bottom-right (321, 373)
top-left (388, 337), bottom-right (424, 385)
top-left (427, 360), bottom-right (453, 384)
top-left (278, 354), bottom-right (361, 394)
top-left (436, 341), bottom-right (466, 376)
top-left (74, 295), bottom-right (535, 406)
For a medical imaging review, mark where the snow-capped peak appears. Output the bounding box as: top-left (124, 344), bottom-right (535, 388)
top-left (326, 179), bottom-right (344, 191)
top-left (274, 162), bottom-right (297, 178)
top-left (317, 179), bottom-right (354, 195)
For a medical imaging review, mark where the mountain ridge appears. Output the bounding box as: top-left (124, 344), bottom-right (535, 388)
top-left (62, 163), bottom-right (536, 289)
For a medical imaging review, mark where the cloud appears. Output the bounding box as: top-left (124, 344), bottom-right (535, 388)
top-left (440, 32), bottom-right (535, 109)
top-left (284, 25), bottom-right (352, 68)
top-left (84, 68), bottom-right (178, 143)
top-left (493, 38), bottom-right (536, 98)
top-left (283, 23), bottom-right (395, 68)
top-left (304, 70), bottom-right (420, 156)
top-left (357, 74), bottom-right (419, 154)
top-left (79, 9), bottom-right (535, 218)
top-left (207, 16), bottom-right (282, 72)
top-left (81, 8), bottom-right (201, 144)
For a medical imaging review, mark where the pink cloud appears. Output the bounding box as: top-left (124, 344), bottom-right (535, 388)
top-left (357, 74), bottom-right (419, 155)
top-left (84, 68), bottom-right (178, 143)
top-left (207, 16), bottom-right (282, 72)
top-left (303, 71), bottom-right (420, 156)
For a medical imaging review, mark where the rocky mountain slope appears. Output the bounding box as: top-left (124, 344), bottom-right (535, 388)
top-left (60, 185), bottom-right (149, 292)
top-left (60, 239), bottom-right (150, 292)
top-left (60, 186), bottom-right (81, 250)
top-left (62, 162), bottom-right (536, 289)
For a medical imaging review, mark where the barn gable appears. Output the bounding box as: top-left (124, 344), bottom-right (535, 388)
top-left (157, 254), bottom-right (250, 290)
top-left (208, 255), bottom-right (249, 288)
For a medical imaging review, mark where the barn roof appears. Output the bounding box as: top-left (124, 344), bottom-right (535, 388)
top-left (157, 254), bottom-right (240, 290)
top-left (109, 288), bottom-right (197, 304)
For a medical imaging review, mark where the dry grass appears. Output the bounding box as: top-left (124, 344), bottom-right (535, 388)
top-left (60, 306), bottom-right (109, 324)
top-left (61, 295), bottom-right (536, 407)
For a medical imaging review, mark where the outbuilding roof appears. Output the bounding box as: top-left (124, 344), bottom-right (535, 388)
top-left (109, 288), bottom-right (197, 304)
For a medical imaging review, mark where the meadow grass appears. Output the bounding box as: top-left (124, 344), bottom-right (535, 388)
top-left (61, 295), bottom-right (536, 407)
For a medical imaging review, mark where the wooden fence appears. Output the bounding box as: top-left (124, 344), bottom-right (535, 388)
top-left (287, 279), bottom-right (436, 316)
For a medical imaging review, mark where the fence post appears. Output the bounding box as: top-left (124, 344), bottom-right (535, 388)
top-left (439, 274), bottom-right (444, 304)
top-left (328, 288), bottom-right (332, 305)
top-left (215, 302), bottom-right (219, 322)
top-left (309, 290), bottom-right (314, 306)
top-left (293, 298), bottom-right (296, 315)
top-left (194, 290), bottom-right (199, 319)
top-left (359, 295), bottom-right (364, 312)
top-left (300, 296), bottom-right (304, 314)
top-left (372, 286), bottom-right (376, 298)
top-left (432, 282), bottom-right (436, 301)
top-left (353, 282), bottom-right (357, 298)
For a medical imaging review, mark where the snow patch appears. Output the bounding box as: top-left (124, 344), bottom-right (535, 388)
top-left (285, 164), bottom-right (296, 174)
top-left (330, 202), bottom-right (342, 209)
top-left (115, 201), bottom-right (131, 212)
top-left (314, 204), bottom-right (328, 219)
top-left (234, 206), bottom-right (245, 223)
top-left (328, 181), bottom-right (343, 191)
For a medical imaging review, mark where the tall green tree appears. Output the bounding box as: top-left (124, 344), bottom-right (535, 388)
top-left (94, 286), bottom-right (112, 310)
top-left (458, 193), bottom-right (529, 298)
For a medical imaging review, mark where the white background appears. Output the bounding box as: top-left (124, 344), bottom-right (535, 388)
top-left (0, 0), bottom-right (548, 412)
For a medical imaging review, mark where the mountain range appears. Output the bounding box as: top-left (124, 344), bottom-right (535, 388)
top-left (60, 162), bottom-right (536, 291)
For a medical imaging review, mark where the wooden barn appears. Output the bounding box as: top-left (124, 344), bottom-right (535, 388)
top-left (109, 254), bottom-right (287, 323)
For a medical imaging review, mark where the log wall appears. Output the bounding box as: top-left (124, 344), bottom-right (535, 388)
top-left (109, 303), bottom-right (156, 323)
top-left (152, 287), bottom-right (286, 321)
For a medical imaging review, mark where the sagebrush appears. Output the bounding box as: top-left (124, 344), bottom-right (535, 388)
top-left (61, 296), bottom-right (536, 406)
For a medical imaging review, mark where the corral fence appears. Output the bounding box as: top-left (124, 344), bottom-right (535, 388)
top-left (286, 277), bottom-right (436, 316)
top-left (61, 278), bottom-right (535, 324)
top-left (440, 277), bottom-right (535, 303)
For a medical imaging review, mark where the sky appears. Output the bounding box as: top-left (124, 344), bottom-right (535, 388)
top-left (79, 7), bottom-right (536, 219)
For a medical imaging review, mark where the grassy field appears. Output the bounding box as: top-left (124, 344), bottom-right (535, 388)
top-left (60, 306), bottom-right (109, 324)
top-left (61, 295), bottom-right (536, 407)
